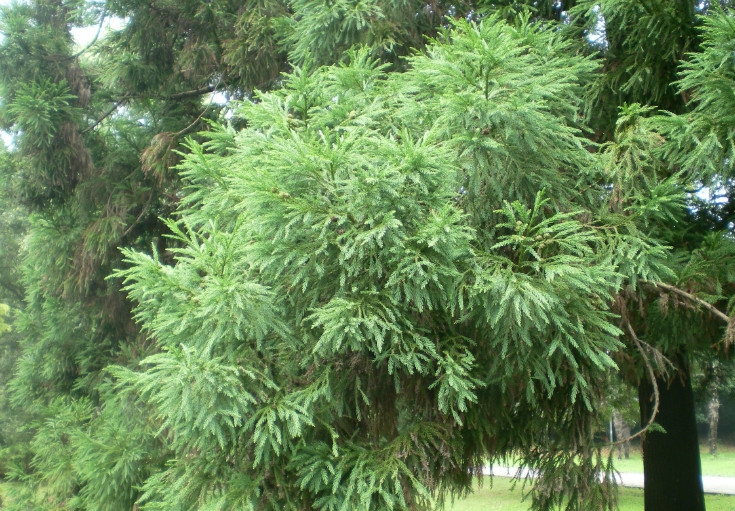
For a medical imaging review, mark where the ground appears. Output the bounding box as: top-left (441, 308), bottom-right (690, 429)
top-left (449, 443), bottom-right (735, 511)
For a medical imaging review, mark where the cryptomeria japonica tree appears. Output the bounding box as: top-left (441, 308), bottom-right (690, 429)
top-left (3, 1), bottom-right (735, 510)
top-left (113, 20), bottom-right (684, 510)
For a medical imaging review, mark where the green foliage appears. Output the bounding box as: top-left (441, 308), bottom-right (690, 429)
top-left (657, 7), bottom-right (735, 192)
top-left (0, 303), bottom-right (10, 336)
top-left (111, 20), bottom-right (665, 509)
top-left (7, 79), bottom-right (80, 150)
top-left (572, 0), bottom-right (698, 132)
top-left (392, 16), bottom-right (598, 231)
top-left (284, 0), bottom-right (421, 67)
top-left (4, 1), bottom-right (735, 511)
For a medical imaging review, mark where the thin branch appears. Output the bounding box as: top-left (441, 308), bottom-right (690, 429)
top-left (80, 82), bottom-right (216, 134)
top-left (611, 318), bottom-right (661, 446)
top-left (22, 11), bottom-right (110, 62)
top-left (81, 96), bottom-right (130, 134)
top-left (121, 192), bottom-right (154, 240)
top-left (173, 79), bottom-right (221, 137)
top-left (166, 86), bottom-right (216, 100)
top-left (91, 86), bottom-right (216, 105)
top-left (0, 278), bottom-right (26, 305)
top-left (652, 281), bottom-right (730, 323)
top-left (70, 11), bottom-right (108, 59)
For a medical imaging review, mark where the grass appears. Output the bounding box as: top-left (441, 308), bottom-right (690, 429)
top-left (2, 477), bottom-right (735, 511)
top-left (0, 481), bottom-right (11, 507)
top-left (447, 477), bottom-right (735, 511)
top-left (610, 442), bottom-right (735, 477)
top-left (446, 443), bottom-right (735, 511)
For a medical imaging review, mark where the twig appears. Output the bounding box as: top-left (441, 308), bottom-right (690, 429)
top-left (610, 319), bottom-right (661, 447)
top-left (121, 192), bottom-right (154, 239)
top-left (81, 96), bottom-right (130, 134)
top-left (651, 282), bottom-right (730, 323)
top-left (70, 11), bottom-right (108, 59)
top-left (173, 79), bottom-right (221, 137)
top-left (167, 86), bottom-right (216, 100)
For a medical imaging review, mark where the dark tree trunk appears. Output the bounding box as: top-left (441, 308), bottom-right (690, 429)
top-left (638, 355), bottom-right (705, 511)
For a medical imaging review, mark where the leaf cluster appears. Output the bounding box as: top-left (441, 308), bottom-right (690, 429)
top-left (110, 19), bottom-right (665, 510)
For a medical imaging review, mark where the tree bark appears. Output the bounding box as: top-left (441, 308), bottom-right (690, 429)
top-left (638, 354), bottom-right (705, 511)
top-left (707, 387), bottom-right (719, 457)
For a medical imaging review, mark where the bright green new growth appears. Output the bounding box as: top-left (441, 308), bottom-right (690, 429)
top-left (113, 18), bottom-right (673, 511)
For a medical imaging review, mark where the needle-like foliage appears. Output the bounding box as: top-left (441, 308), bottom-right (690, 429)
top-left (113, 19), bottom-right (671, 510)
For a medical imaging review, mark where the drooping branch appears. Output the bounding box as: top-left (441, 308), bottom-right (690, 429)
top-left (115, 85), bottom-right (218, 104)
top-left (616, 318), bottom-right (662, 446)
top-left (651, 282), bottom-right (730, 323)
top-left (81, 84), bottom-right (218, 134)
top-left (70, 10), bottom-right (108, 59)
top-left (173, 78), bottom-right (221, 137)
top-left (121, 192), bottom-right (154, 240)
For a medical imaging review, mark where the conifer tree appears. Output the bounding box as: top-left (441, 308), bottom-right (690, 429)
top-left (0, 0), bottom-right (495, 507)
top-left (568, 3), bottom-right (735, 509)
top-left (0, 0), bottom-right (521, 507)
top-left (3, 1), bottom-right (735, 510)
top-left (113, 20), bottom-right (673, 510)
top-left (471, 3), bottom-right (735, 509)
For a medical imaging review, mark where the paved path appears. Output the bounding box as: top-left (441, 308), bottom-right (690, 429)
top-left (483, 466), bottom-right (735, 495)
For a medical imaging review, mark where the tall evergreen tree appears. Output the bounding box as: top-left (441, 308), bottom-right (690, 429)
top-left (113, 21), bottom-right (672, 510)
top-left (478, 3), bottom-right (735, 509)
top-left (0, 0), bottom-right (514, 507)
top-left (3, 1), bottom-right (735, 510)
top-left (571, 3), bottom-right (735, 509)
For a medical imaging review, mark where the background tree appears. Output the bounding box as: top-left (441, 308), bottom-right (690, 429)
top-left (693, 358), bottom-right (735, 457)
top-left (530, 2), bottom-right (735, 509)
top-left (0, 144), bottom-right (32, 479)
top-left (630, 5), bottom-right (735, 509)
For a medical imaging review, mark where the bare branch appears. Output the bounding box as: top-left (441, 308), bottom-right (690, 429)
top-left (174, 78), bottom-right (221, 137)
top-left (121, 192), bottom-right (154, 239)
top-left (81, 96), bottom-right (130, 134)
top-left (70, 11), bottom-right (108, 59)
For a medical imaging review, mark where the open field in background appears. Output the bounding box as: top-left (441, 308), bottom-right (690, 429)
top-left (492, 442), bottom-right (735, 478)
top-left (447, 443), bottom-right (735, 511)
top-left (607, 443), bottom-right (735, 477)
top-left (447, 477), bottom-right (735, 511)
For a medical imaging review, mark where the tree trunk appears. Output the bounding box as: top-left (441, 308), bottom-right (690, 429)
top-left (612, 408), bottom-right (631, 459)
top-left (638, 355), bottom-right (705, 511)
top-left (707, 387), bottom-right (719, 457)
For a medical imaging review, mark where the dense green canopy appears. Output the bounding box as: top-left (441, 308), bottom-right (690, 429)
top-left (1, 1), bottom-right (735, 511)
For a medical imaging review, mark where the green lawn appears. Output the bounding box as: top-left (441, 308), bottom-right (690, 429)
top-left (448, 477), bottom-right (735, 511)
top-left (447, 443), bottom-right (735, 511)
top-left (3, 477), bottom-right (735, 511)
top-left (610, 443), bottom-right (735, 477)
